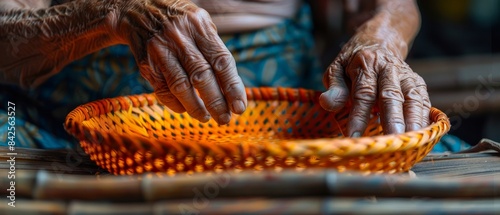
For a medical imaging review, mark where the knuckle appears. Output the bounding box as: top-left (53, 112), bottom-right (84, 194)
top-left (190, 7), bottom-right (211, 21)
top-left (404, 88), bottom-right (421, 101)
top-left (186, 106), bottom-right (209, 119)
top-left (212, 53), bottom-right (235, 73)
top-left (357, 49), bottom-right (374, 58)
top-left (353, 90), bottom-right (376, 104)
top-left (181, 53), bottom-right (211, 73)
top-left (169, 76), bottom-right (192, 95)
top-left (324, 61), bottom-right (347, 89)
top-left (222, 82), bottom-right (242, 95)
top-left (155, 90), bottom-right (180, 107)
top-left (380, 88), bottom-right (404, 101)
top-left (155, 88), bottom-right (174, 98)
top-left (188, 8), bottom-right (216, 30)
top-left (180, 52), bottom-right (198, 63)
top-left (354, 82), bottom-right (376, 95)
top-left (415, 82), bottom-right (431, 105)
top-left (190, 68), bottom-right (214, 87)
top-left (399, 75), bottom-right (413, 86)
top-left (205, 97), bottom-right (227, 113)
top-left (150, 69), bottom-right (165, 80)
top-left (351, 49), bottom-right (376, 64)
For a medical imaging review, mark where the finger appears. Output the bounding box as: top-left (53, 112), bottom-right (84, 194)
top-left (319, 58), bottom-right (350, 112)
top-left (190, 9), bottom-right (247, 115)
top-left (150, 41), bottom-right (211, 123)
top-left (346, 64), bottom-right (378, 137)
top-left (138, 61), bottom-right (186, 113)
top-left (416, 75), bottom-right (431, 127)
top-left (154, 85), bottom-right (186, 113)
top-left (401, 71), bottom-right (424, 132)
top-left (178, 38), bottom-right (232, 125)
top-left (378, 64), bottom-right (405, 134)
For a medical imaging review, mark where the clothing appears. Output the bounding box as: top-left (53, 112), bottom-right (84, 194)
top-left (0, 2), bottom-right (466, 153)
top-left (193, 0), bottom-right (301, 34)
top-left (0, 3), bottom-right (322, 149)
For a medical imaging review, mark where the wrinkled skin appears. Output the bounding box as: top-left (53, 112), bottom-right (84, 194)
top-left (114, 0), bottom-right (247, 125)
top-left (319, 0), bottom-right (429, 136)
top-left (1, 0), bottom-right (427, 134)
top-left (319, 35), bottom-right (430, 136)
top-left (0, 0), bottom-right (247, 125)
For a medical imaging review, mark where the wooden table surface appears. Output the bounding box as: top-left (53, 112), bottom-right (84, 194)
top-left (1, 147), bottom-right (499, 215)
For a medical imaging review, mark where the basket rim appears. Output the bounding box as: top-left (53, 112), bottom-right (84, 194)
top-left (64, 87), bottom-right (450, 157)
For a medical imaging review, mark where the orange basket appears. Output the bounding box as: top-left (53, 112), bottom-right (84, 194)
top-left (64, 87), bottom-right (450, 175)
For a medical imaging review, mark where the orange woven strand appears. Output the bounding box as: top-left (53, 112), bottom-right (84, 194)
top-left (65, 87), bottom-right (450, 175)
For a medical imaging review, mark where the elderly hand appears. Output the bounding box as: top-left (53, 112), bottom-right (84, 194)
top-left (114, 0), bottom-right (247, 125)
top-left (1, 0), bottom-right (246, 125)
top-left (319, 32), bottom-right (430, 137)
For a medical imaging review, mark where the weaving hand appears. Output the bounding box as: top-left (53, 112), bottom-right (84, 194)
top-left (115, 0), bottom-right (247, 125)
top-left (319, 0), bottom-right (428, 137)
top-left (0, 0), bottom-right (247, 126)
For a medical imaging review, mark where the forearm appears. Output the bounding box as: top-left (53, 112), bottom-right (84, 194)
top-left (0, 0), bottom-right (51, 10)
top-left (0, 0), bottom-right (119, 88)
top-left (353, 0), bottom-right (420, 59)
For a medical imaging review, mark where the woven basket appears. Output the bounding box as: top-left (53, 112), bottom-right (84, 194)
top-left (64, 87), bottom-right (450, 175)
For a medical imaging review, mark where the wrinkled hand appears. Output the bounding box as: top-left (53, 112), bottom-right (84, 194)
top-left (319, 34), bottom-right (430, 137)
top-left (113, 0), bottom-right (247, 124)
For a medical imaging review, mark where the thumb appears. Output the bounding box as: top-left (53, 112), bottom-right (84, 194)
top-left (319, 58), bottom-right (350, 112)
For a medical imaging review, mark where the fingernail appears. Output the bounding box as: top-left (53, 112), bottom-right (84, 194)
top-left (320, 89), bottom-right (341, 111)
top-left (351, 131), bottom-right (361, 138)
top-left (200, 115), bottom-right (211, 123)
top-left (387, 123), bottom-right (406, 134)
top-left (232, 100), bottom-right (246, 114)
top-left (218, 113), bottom-right (231, 125)
top-left (325, 88), bottom-right (340, 98)
top-left (407, 123), bottom-right (421, 131)
top-left (395, 123), bottom-right (405, 134)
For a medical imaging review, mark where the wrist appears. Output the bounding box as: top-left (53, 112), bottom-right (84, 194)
top-left (112, 0), bottom-right (202, 45)
top-left (355, 11), bottom-right (410, 59)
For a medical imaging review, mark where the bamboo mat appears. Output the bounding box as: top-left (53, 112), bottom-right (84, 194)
top-left (413, 152), bottom-right (500, 179)
top-left (2, 147), bottom-right (499, 179)
top-left (0, 147), bottom-right (101, 175)
top-left (1, 146), bottom-right (500, 214)
top-left (1, 198), bottom-right (500, 215)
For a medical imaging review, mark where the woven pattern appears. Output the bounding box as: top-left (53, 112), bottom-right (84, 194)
top-left (64, 88), bottom-right (450, 175)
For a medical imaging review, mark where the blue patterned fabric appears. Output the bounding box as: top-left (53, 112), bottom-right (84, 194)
top-left (0, 45), bottom-right (152, 148)
top-left (0, 4), bottom-right (322, 149)
top-left (430, 134), bottom-right (470, 153)
top-left (220, 5), bottom-right (323, 90)
top-left (0, 3), bottom-right (467, 152)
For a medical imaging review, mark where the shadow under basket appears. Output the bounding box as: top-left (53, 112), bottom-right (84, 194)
top-left (64, 87), bottom-right (450, 175)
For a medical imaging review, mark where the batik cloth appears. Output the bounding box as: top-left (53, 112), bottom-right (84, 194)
top-left (0, 4), bottom-right (323, 149)
top-left (0, 4), bottom-right (465, 153)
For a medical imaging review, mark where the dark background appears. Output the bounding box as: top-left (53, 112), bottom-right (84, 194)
top-left (411, 0), bottom-right (500, 145)
top-left (312, 0), bottom-right (500, 145)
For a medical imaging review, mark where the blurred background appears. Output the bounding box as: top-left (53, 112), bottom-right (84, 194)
top-left (410, 0), bottom-right (500, 145)
top-left (313, 0), bottom-right (500, 145)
